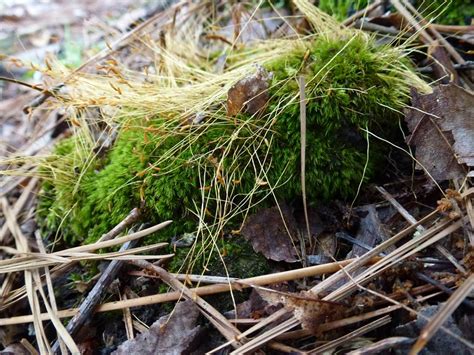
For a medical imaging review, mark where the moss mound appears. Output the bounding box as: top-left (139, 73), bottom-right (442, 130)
top-left (37, 32), bottom-right (422, 274)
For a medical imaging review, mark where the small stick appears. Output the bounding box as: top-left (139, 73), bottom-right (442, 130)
top-left (347, 337), bottom-right (414, 355)
top-left (429, 24), bottom-right (474, 34)
top-left (354, 20), bottom-right (408, 37)
top-left (20, 338), bottom-right (40, 355)
top-left (96, 207), bottom-right (142, 243)
top-left (51, 239), bottom-right (136, 353)
top-left (417, 61), bottom-right (474, 74)
top-left (415, 272), bottom-right (474, 309)
top-left (121, 292), bottom-right (134, 340)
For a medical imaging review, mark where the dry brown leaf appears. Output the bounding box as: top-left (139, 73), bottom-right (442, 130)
top-left (405, 84), bottom-right (473, 181)
top-left (113, 300), bottom-right (202, 355)
top-left (257, 288), bottom-right (347, 333)
top-left (241, 204), bottom-right (299, 262)
top-left (226, 64), bottom-right (272, 117)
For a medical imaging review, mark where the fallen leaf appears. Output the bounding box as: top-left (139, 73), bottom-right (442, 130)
top-left (405, 84), bottom-right (473, 181)
top-left (256, 288), bottom-right (347, 333)
top-left (241, 204), bottom-right (299, 262)
top-left (227, 64), bottom-right (272, 117)
top-left (347, 204), bottom-right (389, 258)
top-left (113, 300), bottom-right (202, 355)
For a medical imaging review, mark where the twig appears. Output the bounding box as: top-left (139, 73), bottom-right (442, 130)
top-left (415, 272), bottom-right (474, 309)
top-left (277, 304), bottom-right (402, 341)
top-left (20, 338), bottom-right (40, 355)
top-left (121, 292), bottom-right (134, 340)
top-left (230, 317), bottom-right (300, 354)
top-left (96, 207), bottom-right (142, 243)
top-left (346, 337), bottom-right (414, 355)
top-left (0, 76), bottom-right (51, 94)
top-left (51, 239), bottom-right (137, 353)
top-left (429, 24), bottom-right (474, 33)
top-left (417, 61), bottom-right (474, 74)
top-left (354, 20), bottom-right (408, 37)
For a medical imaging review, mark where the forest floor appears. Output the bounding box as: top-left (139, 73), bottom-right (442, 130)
top-left (0, 1), bottom-right (473, 354)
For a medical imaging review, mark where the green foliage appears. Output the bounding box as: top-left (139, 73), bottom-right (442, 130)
top-left (265, 34), bottom-right (407, 200)
top-left (38, 33), bottom-right (415, 277)
top-left (318, 0), bottom-right (369, 21)
top-left (415, 0), bottom-right (474, 25)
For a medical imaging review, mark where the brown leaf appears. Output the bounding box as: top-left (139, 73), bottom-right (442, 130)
top-left (257, 288), bottom-right (346, 333)
top-left (348, 204), bottom-right (389, 258)
top-left (226, 64), bottom-right (272, 117)
top-left (241, 204), bottom-right (299, 262)
top-left (113, 300), bottom-right (202, 355)
top-left (405, 84), bottom-right (473, 181)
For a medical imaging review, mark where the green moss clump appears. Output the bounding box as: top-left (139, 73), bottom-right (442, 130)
top-left (38, 33), bottom-right (417, 276)
top-left (415, 0), bottom-right (474, 25)
top-left (318, 0), bottom-right (369, 21)
top-left (264, 34), bottom-right (409, 200)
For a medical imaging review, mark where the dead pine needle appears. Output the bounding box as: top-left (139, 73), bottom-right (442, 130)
top-left (298, 75), bottom-right (312, 251)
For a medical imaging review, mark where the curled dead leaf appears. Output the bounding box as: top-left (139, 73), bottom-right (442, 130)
top-left (226, 64), bottom-right (272, 117)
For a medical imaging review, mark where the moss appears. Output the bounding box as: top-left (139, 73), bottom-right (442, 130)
top-left (318, 0), bottom-right (369, 21)
top-left (415, 0), bottom-right (474, 25)
top-left (39, 33), bottom-right (415, 277)
top-left (265, 34), bottom-right (407, 200)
